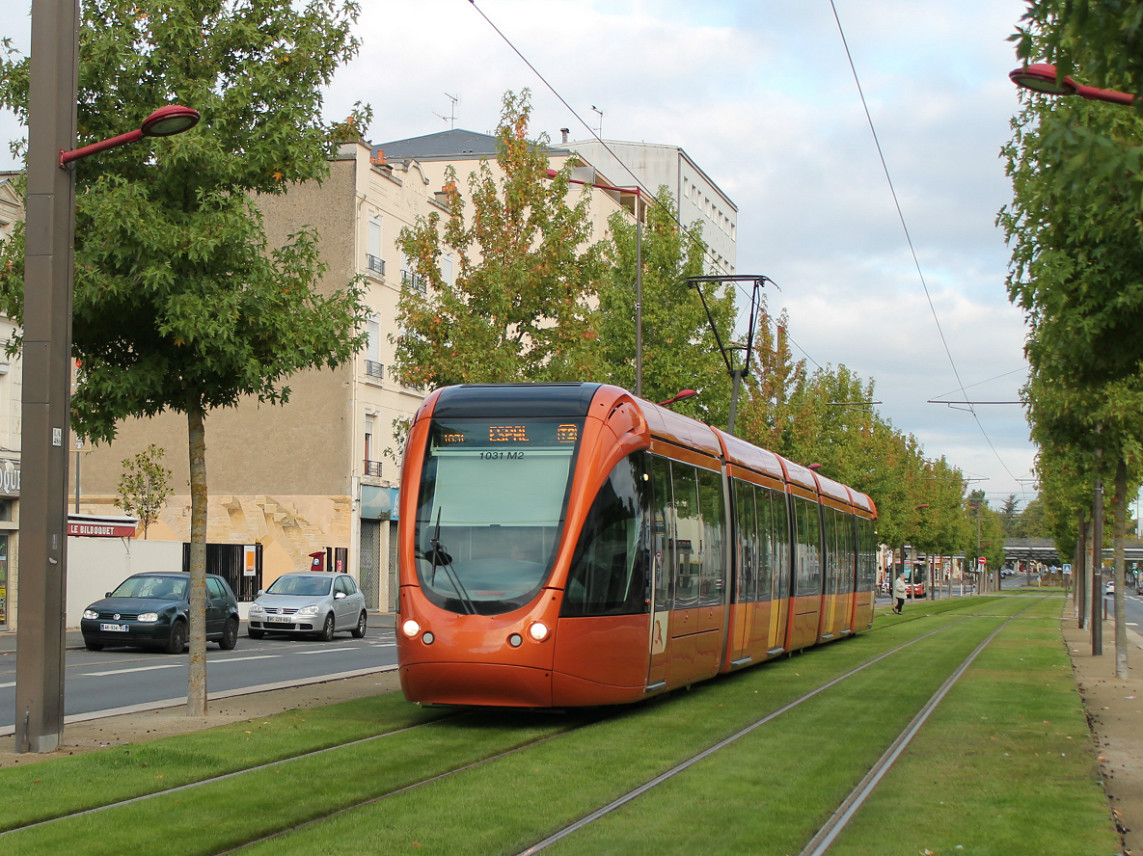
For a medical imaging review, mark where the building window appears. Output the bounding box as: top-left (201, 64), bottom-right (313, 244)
top-left (363, 318), bottom-right (384, 380)
top-left (364, 417), bottom-right (382, 478)
top-left (440, 253), bottom-right (454, 287)
top-left (366, 216), bottom-right (383, 278)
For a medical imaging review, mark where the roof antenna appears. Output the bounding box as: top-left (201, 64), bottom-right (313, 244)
top-left (434, 93), bottom-right (459, 129)
top-left (591, 104), bottom-right (604, 138)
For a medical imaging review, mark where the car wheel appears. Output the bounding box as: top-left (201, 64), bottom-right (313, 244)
top-left (165, 620), bottom-right (188, 654)
top-left (247, 627), bottom-right (264, 639)
top-left (318, 613), bottom-right (335, 642)
top-left (219, 617), bottom-right (239, 650)
top-left (351, 610), bottom-right (367, 638)
top-left (84, 640), bottom-right (103, 651)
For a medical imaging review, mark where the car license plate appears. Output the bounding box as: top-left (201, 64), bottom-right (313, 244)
top-left (100, 623), bottom-right (129, 632)
top-left (266, 615), bottom-right (293, 624)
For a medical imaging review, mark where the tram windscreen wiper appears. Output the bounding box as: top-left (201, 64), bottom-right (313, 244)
top-left (427, 508), bottom-right (476, 615)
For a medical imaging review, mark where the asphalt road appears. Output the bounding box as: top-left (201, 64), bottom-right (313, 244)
top-left (0, 623), bottom-right (397, 735)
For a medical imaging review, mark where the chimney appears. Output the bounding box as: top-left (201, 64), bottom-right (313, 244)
top-left (560, 128), bottom-right (570, 144)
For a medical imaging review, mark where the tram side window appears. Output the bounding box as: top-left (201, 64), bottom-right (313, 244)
top-left (857, 517), bottom-right (877, 592)
top-left (563, 453), bottom-right (650, 617)
top-left (769, 488), bottom-right (791, 602)
top-left (793, 497), bottom-right (822, 596)
top-left (649, 456), bottom-right (673, 610)
top-left (696, 467), bottom-right (725, 609)
top-left (839, 512), bottom-right (856, 593)
top-left (672, 465), bottom-right (702, 610)
top-left (824, 508), bottom-right (844, 595)
top-left (734, 480), bottom-right (759, 603)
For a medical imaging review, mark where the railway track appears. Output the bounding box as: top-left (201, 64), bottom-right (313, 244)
top-left (0, 597), bottom-right (1053, 855)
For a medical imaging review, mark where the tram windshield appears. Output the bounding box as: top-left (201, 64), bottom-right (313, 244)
top-left (414, 416), bottom-right (583, 615)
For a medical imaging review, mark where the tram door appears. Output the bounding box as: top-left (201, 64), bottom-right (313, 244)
top-left (646, 456), bottom-right (672, 691)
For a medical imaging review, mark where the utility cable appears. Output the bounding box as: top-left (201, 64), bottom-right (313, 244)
top-left (830, 0), bottom-right (1024, 487)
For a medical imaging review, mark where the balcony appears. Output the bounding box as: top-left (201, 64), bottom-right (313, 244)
top-left (364, 360), bottom-right (384, 380)
top-left (401, 270), bottom-right (426, 294)
top-left (365, 254), bottom-right (385, 278)
top-left (363, 460), bottom-right (383, 478)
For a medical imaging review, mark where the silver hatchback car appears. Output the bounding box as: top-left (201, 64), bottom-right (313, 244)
top-left (247, 572), bottom-right (367, 641)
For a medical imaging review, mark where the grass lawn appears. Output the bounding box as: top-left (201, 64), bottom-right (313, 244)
top-left (0, 594), bottom-right (1116, 856)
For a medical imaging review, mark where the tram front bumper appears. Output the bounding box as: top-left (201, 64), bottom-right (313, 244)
top-left (399, 660), bottom-right (554, 707)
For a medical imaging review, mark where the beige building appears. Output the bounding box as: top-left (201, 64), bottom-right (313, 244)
top-left (73, 135), bottom-right (639, 611)
top-left (0, 172), bottom-right (22, 628)
top-left (12, 129), bottom-right (732, 619)
top-left (557, 136), bottom-right (738, 276)
top-left (74, 141), bottom-right (448, 611)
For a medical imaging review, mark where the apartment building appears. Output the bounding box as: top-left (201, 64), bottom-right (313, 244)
top-left (28, 128), bottom-right (733, 618)
top-left (72, 135), bottom-right (638, 612)
top-left (374, 128), bottom-right (644, 245)
top-left (556, 136), bottom-right (738, 276)
top-left (76, 141), bottom-right (443, 612)
top-left (0, 172), bottom-right (21, 628)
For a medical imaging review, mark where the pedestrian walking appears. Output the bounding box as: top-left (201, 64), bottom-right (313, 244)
top-left (893, 571), bottom-right (907, 614)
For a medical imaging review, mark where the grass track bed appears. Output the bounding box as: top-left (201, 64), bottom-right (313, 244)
top-left (827, 598), bottom-right (1119, 856)
top-left (219, 610), bottom-right (1026, 854)
top-left (0, 594), bottom-right (1116, 856)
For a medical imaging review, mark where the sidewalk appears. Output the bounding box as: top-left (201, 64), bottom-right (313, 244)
top-left (1063, 609), bottom-right (1143, 856)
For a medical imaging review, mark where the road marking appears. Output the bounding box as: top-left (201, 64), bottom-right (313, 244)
top-left (0, 681), bottom-right (13, 689)
top-left (213, 655), bottom-right (279, 663)
top-left (85, 663), bottom-right (184, 677)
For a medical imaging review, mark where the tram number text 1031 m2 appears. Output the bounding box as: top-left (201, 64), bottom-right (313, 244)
top-left (480, 449), bottom-right (524, 460)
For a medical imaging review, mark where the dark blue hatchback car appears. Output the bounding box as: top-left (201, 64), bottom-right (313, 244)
top-left (80, 572), bottom-right (240, 653)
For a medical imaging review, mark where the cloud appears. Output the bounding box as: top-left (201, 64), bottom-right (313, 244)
top-left (0, 0), bottom-right (1040, 503)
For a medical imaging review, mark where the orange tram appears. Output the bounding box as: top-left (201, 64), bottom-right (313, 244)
top-left (396, 383), bottom-right (878, 708)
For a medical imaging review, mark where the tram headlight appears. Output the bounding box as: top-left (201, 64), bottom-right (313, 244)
top-left (528, 621), bottom-right (550, 642)
top-left (401, 618), bottom-right (421, 639)
top-left (508, 633), bottom-right (523, 648)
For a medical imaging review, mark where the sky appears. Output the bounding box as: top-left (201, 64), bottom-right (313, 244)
top-left (0, 0), bottom-right (1037, 507)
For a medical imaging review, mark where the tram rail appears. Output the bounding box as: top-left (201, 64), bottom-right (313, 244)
top-left (0, 597), bottom-right (1052, 854)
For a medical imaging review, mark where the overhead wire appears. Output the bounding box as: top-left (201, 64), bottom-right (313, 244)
top-left (468, 0), bottom-right (1029, 493)
top-left (829, 0), bottom-right (1027, 490)
top-left (465, 0), bottom-right (741, 287)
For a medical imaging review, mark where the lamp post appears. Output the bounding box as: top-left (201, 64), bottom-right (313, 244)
top-left (1009, 63), bottom-right (1137, 106)
top-left (16, 0), bottom-right (198, 753)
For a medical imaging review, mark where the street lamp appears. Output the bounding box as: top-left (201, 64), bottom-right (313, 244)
top-left (59, 105), bottom-right (199, 167)
top-left (16, 0), bottom-right (199, 754)
top-left (1009, 63), bottom-right (1137, 106)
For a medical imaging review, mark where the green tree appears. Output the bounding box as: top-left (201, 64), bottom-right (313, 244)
top-left (115, 444), bottom-right (173, 540)
top-left (394, 90), bottom-right (605, 388)
top-left (733, 304), bottom-right (807, 451)
top-left (1003, 4), bottom-right (1143, 676)
top-left (0, 0), bottom-right (369, 715)
top-left (596, 186), bottom-right (734, 423)
top-left (1009, 495), bottom-right (1049, 538)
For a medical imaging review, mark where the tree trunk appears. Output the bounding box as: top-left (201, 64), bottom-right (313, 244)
top-left (1075, 513), bottom-right (1087, 629)
top-left (186, 405), bottom-right (208, 716)
top-left (1114, 459), bottom-right (1128, 679)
